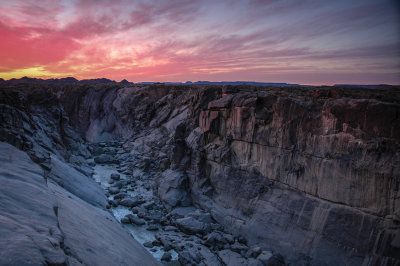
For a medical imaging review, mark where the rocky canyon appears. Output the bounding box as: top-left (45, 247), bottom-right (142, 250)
top-left (0, 81), bottom-right (399, 266)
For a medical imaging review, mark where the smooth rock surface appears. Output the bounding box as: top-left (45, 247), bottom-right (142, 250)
top-left (48, 154), bottom-right (107, 208)
top-left (0, 142), bottom-right (67, 265)
top-left (0, 142), bottom-right (160, 266)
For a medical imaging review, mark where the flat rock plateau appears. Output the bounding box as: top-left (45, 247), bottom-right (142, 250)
top-left (0, 81), bottom-right (399, 266)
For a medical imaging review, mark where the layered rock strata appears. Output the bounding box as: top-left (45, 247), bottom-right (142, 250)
top-left (193, 90), bottom-right (400, 265)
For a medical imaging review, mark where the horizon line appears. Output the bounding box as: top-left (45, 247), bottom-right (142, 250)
top-left (1, 76), bottom-right (399, 87)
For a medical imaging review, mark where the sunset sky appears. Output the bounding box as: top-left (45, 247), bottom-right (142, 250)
top-left (0, 0), bottom-right (399, 84)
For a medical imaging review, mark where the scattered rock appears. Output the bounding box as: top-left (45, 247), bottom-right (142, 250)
top-left (152, 240), bottom-right (162, 246)
top-left (198, 245), bottom-right (223, 266)
top-left (110, 199), bottom-right (120, 207)
top-left (127, 215), bottom-right (146, 226)
top-left (120, 198), bottom-right (143, 208)
top-left (146, 225), bottom-right (159, 231)
top-left (218, 249), bottom-right (247, 265)
top-left (164, 226), bottom-right (178, 232)
top-left (110, 173), bottom-right (120, 181)
top-left (237, 236), bottom-right (247, 245)
top-left (114, 193), bottom-right (128, 200)
top-left (176, 216), bottom-right (210, 235)
top-left (179, 248), bottom-right (202, 265)
top-left (263, 254), bottom-right (285, 266)
top-left (121, 216), bottom-right (130, 224)
top-left (143, 201), bottom-right (155, 209)
top-left (108, 187), bottom-right (120, 194)
top-left (161, 252), bottom-right (172, 261)
top-left (248, 247), bottom-right (262, 258)
top-left (94, 154), bottom-right (117, 164)
top-left (248, 258), bottom-right (263, 266)
top-left (205, 231), bottom-right (226, 248)
top-left (230, 240), bottom-right (248, 253)
top-left (143, 241), bottom-right (153, 248)
top-left (222, 233), bottom-right (235, 244)
top-left (257, 251), bottom-right (273, 265)
top-left (158, 170), bottom-right (192, 208)
top-left (188, 210), bottom-right (213, 224)
top-left (113, 180), bottom-right (127, 189)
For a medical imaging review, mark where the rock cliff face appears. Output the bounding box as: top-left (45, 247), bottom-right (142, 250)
top-left (194, 90), bottom-right (400, 265)
top-left (0, 82), bottom-right (399, 265)
top-left (0, 85), bottom-right (160, 265)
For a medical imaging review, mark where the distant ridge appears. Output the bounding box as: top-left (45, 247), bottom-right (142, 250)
top-left (333, 84), bottom-right (395, 89)
top-left (0, 77), bottom-right (397, 88)
top-left (138, 81), bottom-right (303, 87)
top-left (1, 77), bottom-right (302, 86)
top-left (1, 76), bottom-right (118, 85)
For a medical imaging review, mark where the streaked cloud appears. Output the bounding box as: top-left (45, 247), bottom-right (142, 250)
top-left (0, 0), bottom-right (398, 84)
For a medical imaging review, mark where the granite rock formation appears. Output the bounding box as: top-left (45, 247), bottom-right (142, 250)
top-left (0, 82), bottom-right (399, 265)
top-left (0, 85), bottom-right (160, 265)
top-left (195, 90), bottom-right (400, 265)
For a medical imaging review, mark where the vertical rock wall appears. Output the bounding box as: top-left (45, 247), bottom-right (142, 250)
top-left (191, 90), bottom-right (400, 265)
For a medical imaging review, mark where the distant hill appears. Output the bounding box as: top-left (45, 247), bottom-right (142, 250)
top-left (2, 76), bottom-right (118, 85)
top-left (333, 84), bottom-right (395, 89)
top-left (139, 81), bottom-right (303, 87)
top-left (0, 77), bottom-right (396, 88)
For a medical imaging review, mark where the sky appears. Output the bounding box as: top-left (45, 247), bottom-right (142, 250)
top-left (0, 0), bottom-right (399, 84)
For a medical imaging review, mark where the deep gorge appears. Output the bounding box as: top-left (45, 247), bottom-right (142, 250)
top-left (0, 82), bottom-right (399, 266)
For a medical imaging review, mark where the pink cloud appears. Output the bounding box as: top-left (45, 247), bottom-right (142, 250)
top-left (0, 22), bottom-right (81, 69)
top-left (0, 0), bottom-right (398, 84)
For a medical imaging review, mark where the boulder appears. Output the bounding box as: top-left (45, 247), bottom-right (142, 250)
top-left (205, 231), bottom-right (226, 248)
top-left (230, 241), bottom-right (248, 253)
top-left (143, 242), bottom-right (153, 248)
top-left (179, 248), bottom-right (202, 265)
top-left (146, 225), bottom-right (159, 231)
top-left (108, 187), bottom-right (120, 194)
top-left (256, 251), bottom-right (273, 265)
top-left (261, 254), bottom-right (285, 266)
top-left (113, 180), bottom-right (127, 189)
top-left (121, 216), bottom-right (131, 224)
top-left (218, 249), bottom-right (247, 265)
top-left (120, 198), bottom-right (144, 208)
top-left (126, 214), bottom-right (146, 226)
top-left (110, 173), bottom-right (120, 180)
top-left (94, 154), bottom-right (117, 164)
top-left (222, 233), bottom-right (235, 244)
top-left (164, 226), bottom-right (178, 232)
top-left (247, 247), bottom-right (262, 258)
top-left (198, 245), bottom-right (222, 266)
top-left (176, 217), bottom-right (210, 235)
top-left (110, 199), bottom-right (120, 207)
top-left (114, 193), bottom-right (128, 200)
top-left (161, 252), bottom-right (172, 261)
top-left (188, 210), bottom-right (213, 224)
top-left (152, 240), bottom-right (162, 246)
top-left (158, 170), bottom-right (192, 208)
